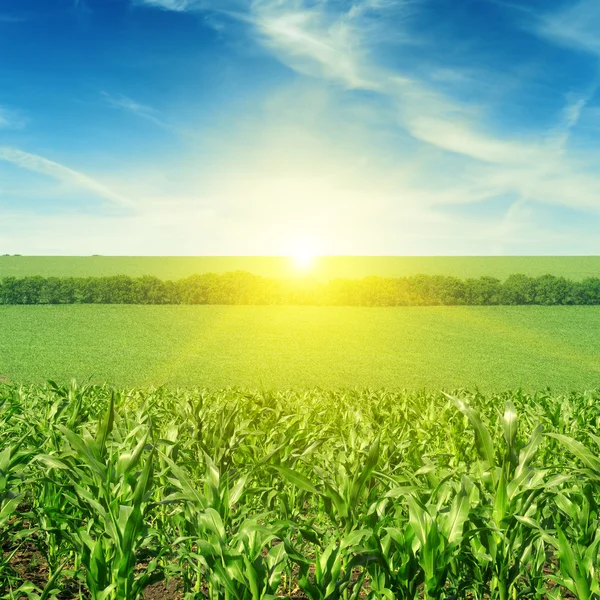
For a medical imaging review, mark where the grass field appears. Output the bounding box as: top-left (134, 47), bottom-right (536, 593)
top-left (2, 255), bottom-right (600, 280)
top-left (2, 304), bottom-right (599, 390)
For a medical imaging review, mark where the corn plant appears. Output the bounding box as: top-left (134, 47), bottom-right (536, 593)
top-left (284, 528), bottom-right (375, 600)
top-left (161, 451), bottom-right (287, 599)
top-left (187, 510), bottom-right (288, 600)
top-left (1, 384), bottom-right (599, 598)
top-left (449, 395), bottom-right (550, 600)
top-left (536, 432), bottom-right (600, 599)
top-left (36, 395), bottom-right (164, 600)
top-left (0, 444), bottom-right (33, 595)
top-left (274, 436), bottom-right (381, 534)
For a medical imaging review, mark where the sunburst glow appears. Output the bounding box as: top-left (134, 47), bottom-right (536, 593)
top-left (292, 249), bottom-right (316, 270)
top-left (289, 237), bottom-right (319, 271)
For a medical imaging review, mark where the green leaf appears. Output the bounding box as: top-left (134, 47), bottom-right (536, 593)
top-left (351, 436), bottom-right (380, 505)
top-left (502, 400), bottom-right (518, 463)
top-left (442, 483), bottom-right (470, 546)
top-left (159, 451), bottom-right (207, 508)
top-left (548, 433), bottom-right (600, 474)
top-left (407, 495), bottom-right (428, 548)
top-left (515, 425), bottom-right (542, 479)
top-left (57, 425), bottom-right (107, 479)
top-left (34, 454), bottom-right (70, 471)
top-left (96, 392), bottom-right (115, 457)
top-left (493, 468), bottom-right (508, 526)
top-left (446, 394), bottom-right (497, 483)
top-left (323, 482), bottom-right (349, 520)
top-left (132, 445), bottom-right (154, 506)
top-left (199, 507), bottom-right (226, 539)
top-left (556, 526), bottom-right (591, 600)
top-left (273, 465), bottom-right (320, 495)
top-left (229, 473), bottom-right (248, 507)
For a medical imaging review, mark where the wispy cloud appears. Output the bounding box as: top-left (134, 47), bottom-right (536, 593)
top-left (101, 92), bottom-right (170, 129)
top-left (537, 0), bottom-right (600, 56)
top-left (246, 1), bottom-right (382, 89)
top-left (135, 0), bottom-right (600, 225)
top-left (545, 88), bottom-right (596, 153)
top-left (134, 0), bottom-right (197, 11)
top-left (240, 1), bottom-right (600, 214)
top-left (5, 0), bottom-right (592, 254)
top-left (0, 109), bottom-right (11, 129)
top-left (0, 147), bottom-right (135, 207)
top-left (0, 107), bottom-right (26, 130)
top-left (478, 0), bottom-right (535, 16)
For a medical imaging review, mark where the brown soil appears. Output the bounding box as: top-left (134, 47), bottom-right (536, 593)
top-left (2, 540), bottom-right (578, 600)
top-left (7, 544), bottom-right (49, 590)
top-left (143, 578), bottom-right (183, 600)
top-left (3, 543), bottom-right (82, 599)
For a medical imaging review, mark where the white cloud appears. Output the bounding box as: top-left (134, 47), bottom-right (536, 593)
top-left (0, 107), bottom-right (26, 130)
top-left (86, 79), bottom-right (598, 255)
top-left (0, 190), bottom-right (592, 255)
top-left (246, 1), bottom-right (381, 90)
top-left (544, 90), bottom-right (595, 154)
top-left (102, 93), bottom-right (155, 116)
top-left (264, 3), bottom-right (600, 212)
top-left (134, 0), bottom-right (197, 11)
top-left (480, 0), bottom-right (535, 15)
top-left (0, 111), bottom-right (10, 129)
top-left (101, 92), bottom-right (170, 130)
top-left (405, 116), bottom-right (540, 165)
top-left (0, 147), bottom-right (135, 207)
top-left (109, 0), bottom-right (600, 255)
top-left (537, 0), bottom-right (600, 56)
top-left (12, 0), bottom-right (593, 254)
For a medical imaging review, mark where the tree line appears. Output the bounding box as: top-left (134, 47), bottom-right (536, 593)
top-left (1, 271), bottom-right (600, 306)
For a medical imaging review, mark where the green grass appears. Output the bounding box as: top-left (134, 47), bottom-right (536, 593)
top-left (2, 305), bottom-right (600, 390)
top-left (2, 255), bottom-right (600, 280)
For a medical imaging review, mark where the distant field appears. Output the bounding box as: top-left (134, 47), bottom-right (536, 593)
top-left (1, 256), bottom-right (600, 280)
top-left (1, 305), bottom-right (599, 390)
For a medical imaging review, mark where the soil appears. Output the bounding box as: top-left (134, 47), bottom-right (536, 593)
top-left (3, 543), bottom-right (81, 599)
top-left (143, 578), bottom-right (184, 600)
top-left (1, 537), bottom-right (578, 600)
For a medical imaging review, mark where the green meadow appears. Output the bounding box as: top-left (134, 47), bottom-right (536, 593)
top-left (2, 255), bottom-right (600, 280)
top-left (1, 304), bottom-right (599, 390)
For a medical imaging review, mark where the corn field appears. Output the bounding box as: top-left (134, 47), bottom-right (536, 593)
top-left (2, 382), bottom-right (600, 599)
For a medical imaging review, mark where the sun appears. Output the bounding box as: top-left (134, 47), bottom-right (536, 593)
top-left (288, 238), bottom-right (319, 271)
top-left (292, 249), bottom-right (316, 270)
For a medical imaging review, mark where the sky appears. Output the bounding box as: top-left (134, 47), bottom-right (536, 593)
top-left (1, 0), bottom-right (600, 255)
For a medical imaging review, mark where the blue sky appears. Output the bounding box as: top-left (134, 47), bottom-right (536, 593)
top-left (1, 0), bottom-right (600, 255)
